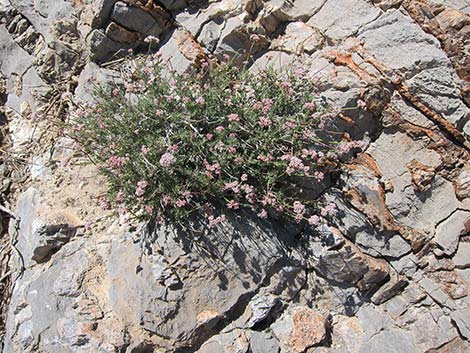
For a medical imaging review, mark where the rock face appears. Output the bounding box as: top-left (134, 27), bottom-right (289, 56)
top-left (2, 0), bottom-right (470, 352)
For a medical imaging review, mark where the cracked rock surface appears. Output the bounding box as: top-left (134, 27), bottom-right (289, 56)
top-left (1, 0), bottom-right (470, 352)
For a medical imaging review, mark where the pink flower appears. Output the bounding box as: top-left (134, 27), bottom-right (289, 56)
top-left (115, 192), bottom-right (124, 203)
top-left (175, 199), bottom-right (187, 207)
top-left (294, 213), bottom-right (303, 223)
top-left (257, 209), bottom-right (268, 219)
top-left (301, 149), bottom-right (317, 160)
top-left (257, 154), bottom-right (273, 162)
top-left (228, 113), bottom-right (240, 122)
top-left (99, 197), bottom-right (111, 210)
top-left (215, 126), bottom-right (225, 132)
top-left (195, 96), bottom-right (205, 105)
top-left (204, 160), bottom-right (221, 175)
top-left (112, 88), bottom-right (120, 97)
top-left (283, 121), bottom-right (297, 130)
top-left (141, 145), bottom-right (150, 155)
top-left (293, 201), bottom-right (305, 215)
top-left (337, 140), bottom-right (363, 155)
top-left (206, 133), bottom-right (213, 141)
top-left (223, 181), bottom-right (240, 193)
top-left (258, 116), bottom-right (272, 127)
top-left (240, 174), bottom-right (248, 181)
top-left (308, 215), bottom-right (320, 226)
top-left (284, 156), bottom-right (306, 175)
top-left (294, 67), bottom-right (306, 78)
top-left (155, 109), bottom-right (164, 117)
top-left (262, 193), bottom-right (276, 206)
top-left (135, 180), bottom-right (148, 197)
top-left (253, 102), bottom-right (263, 110)
top-left (227, 146), bottom-right (237, 154)
top-left (145, 205), bottom-right (154, 213)
top-left (246, 192), bottom-right (256, 203)
top-left (241, 184), bottom-right (253, 193)
top-left (159, 152), bottom-right (176, 168)
top-left (357, 99), bottom-right (367, 108)
top-left (314, 171), bottom-right (324, 182)
top-left (303, 102), bottom-right (316, 111)
top-left (321, 203), bottom-right (337, 217)
top-left (227, 200), bottom-right (240, 209)
top-left (280, 81), bottom-right (291, 90)
top-left (207, 214), bottom-right (227, 228)
top-left (108, 155), bottom-right (128, 169)
top-left (261, 98), bottom-right (273, 114)
top-left (162, 195), bottom-right (172, 206)
top-left (168, 144), bottom-right (179, 152)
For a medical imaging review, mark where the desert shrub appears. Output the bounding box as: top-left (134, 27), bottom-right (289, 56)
top-left (70, 55), bottom-right (358, 227)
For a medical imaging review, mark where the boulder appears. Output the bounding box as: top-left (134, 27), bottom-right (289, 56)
top-left (271, 306), bottom-right (328, 353)
top-left (10, 188), bottom-right (82, 268)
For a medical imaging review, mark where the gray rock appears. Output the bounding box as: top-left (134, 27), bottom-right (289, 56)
top-left (370, 270), bottom-right (408, 305)
top-left (404, 307), bottom-right (459, 352)
top-left (243, 294), bottom-right (279, 328)
top-left (250, 51), bottom-right (295, 73)
top-left (356, 304), bottom-right (392, 340)
top-left (431, 0), bottom-right (470, 14)
top-left (111, 2), bottom-right (164, 37)
top-left (358, 330), bottom-right (418, 353)
top-left (390, 253), bottom-right (418, 277)
top-left (196, 329), bottom-right (250, 353)
top-left (198, 18), bottom-right (225, 53)
top-left (160, 0), bottom-right (187, 11)
top-left (108, 212), bottom-right (301, 349)
top-left (157, 28), bottom-right (206, 74)
top-left (307, 225), bottom-right (389, 294)
top-left (9, 0), bottom-right (75, 43)
top-left (358, 9), bottom-right (449, 75)
top-left (454, 241), bottom-right (470, 268)
top-left (383, 283), bottom-right (427, 318)
top-left (307, 0), bottom-right (381, 41)
top-left (435, 210), bottom-right (470, 255)
top-left (366, 132), bottom-right (470, 236)
top-left (270, 21), bottom-right (323, 54)
top-left (74, 62), bottom-right (121, 103)
top-left (5, 66), bottom-right (48, 114)
top-left (406, 66), bottom-right (470, 129)
top-left (259, 0), bottom-right (326, 32)
top-left (419, 276), bottom-right (455, 309)
top-left (88, 28), bottom-right (126, 63)
top-left (331, 195), bottom-right (411, 259)
top-left (249, 331), bottom-right (280, 353)
top-left (214, 16), bottom-right (269, 63)
top-left (0, 24), bottom-right (33, 78)
top-left (90, 0), bottom-right (119, 28)
top-left (11, 188), bottom-right (80, 267)
top-left (451, 308), bottom-right (470, 339)
top-left (3, 241), bottom-right (92, 353)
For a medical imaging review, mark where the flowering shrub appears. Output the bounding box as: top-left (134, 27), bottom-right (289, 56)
top-left (71, 55), bottom-right (354, 227)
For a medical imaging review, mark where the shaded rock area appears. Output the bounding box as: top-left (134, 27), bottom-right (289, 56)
top-left (1, 0), bottom-right (470, 352)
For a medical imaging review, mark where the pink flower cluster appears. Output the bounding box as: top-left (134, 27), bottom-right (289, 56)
top-left (204, 160), bottom-right (221, 178)
top-left (281, 155), bottom-right (309, 175)
top-left (159, 152), bottom-right (176, 168)
top-left (108, 155), bottom-right (128, 169)
top-left (207, 214), bottom-right (227, 228)
top-left (136, 180), bottom-right (148, 197)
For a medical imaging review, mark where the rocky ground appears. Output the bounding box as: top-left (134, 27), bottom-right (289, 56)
top-left (1, 0), bottom-right (470, 352)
